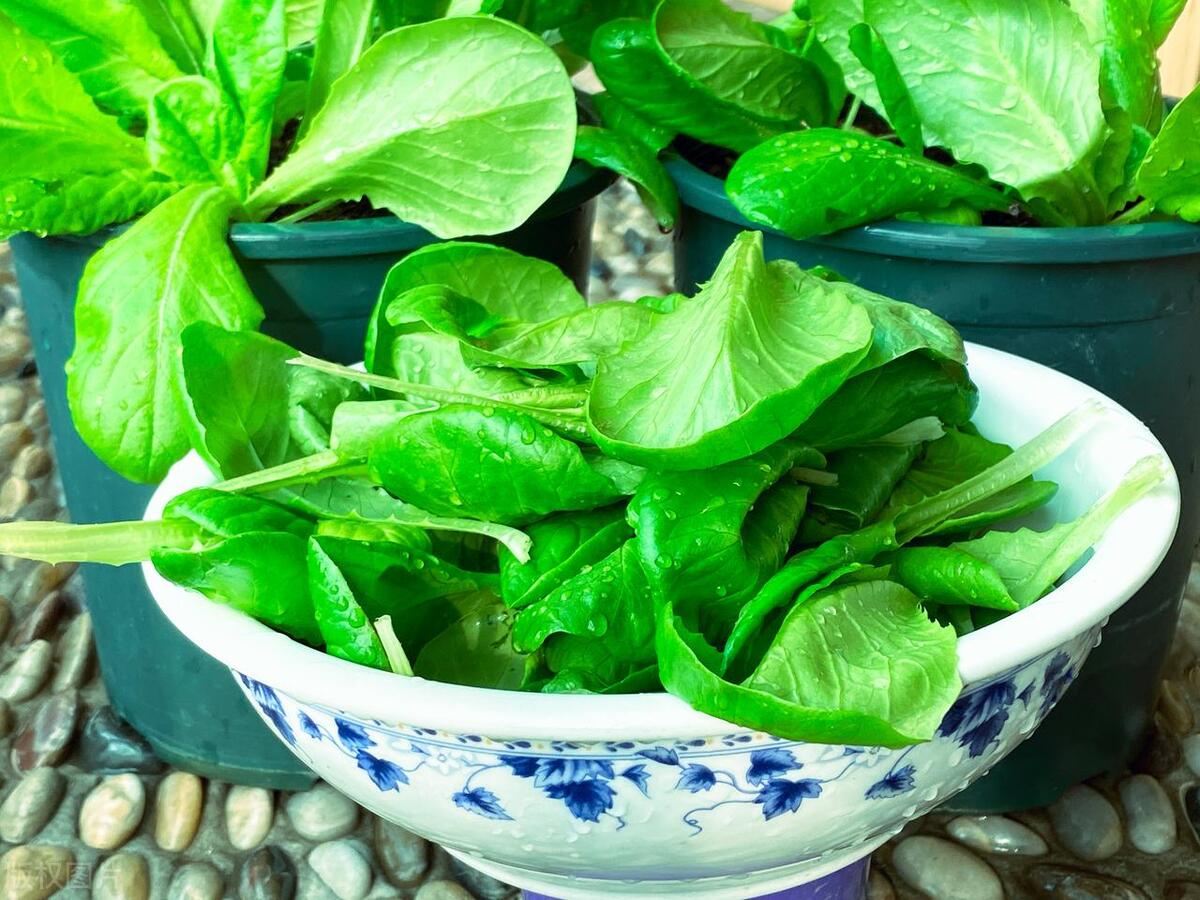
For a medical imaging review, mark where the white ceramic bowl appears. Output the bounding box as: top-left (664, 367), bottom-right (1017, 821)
top-left (142, 344), bottom-right (1180, 900)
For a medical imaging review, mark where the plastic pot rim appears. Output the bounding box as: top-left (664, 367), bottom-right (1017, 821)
top-left (668, 157), bottom-right (1200, 264)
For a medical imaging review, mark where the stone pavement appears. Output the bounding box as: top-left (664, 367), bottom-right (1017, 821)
top-left (0, 185), bottom-right (1197, 898)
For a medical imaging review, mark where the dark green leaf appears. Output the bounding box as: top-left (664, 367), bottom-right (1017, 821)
top-left (592, 90), bottom-right (675, 153)
top-left (888, 546), bottom-right (1016, 611)
top-left (164, 487), bottom-right (314, 538)
top-left (414, 590), bottom-right (530, 690)
top-left (368, 405), bottom-right (624, 524)
top-left (848, 22), bottom-right (922, 151)
top-left (307, 537), bottom-right (390, 670)
top-left (807, 442), bottom-right (921, 533)
top-left (727, 129), bottom-right (1006, 240)
top-left (151, 531), bottom-right (320, 643)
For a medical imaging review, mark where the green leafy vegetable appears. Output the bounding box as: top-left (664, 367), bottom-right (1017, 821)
top-left (574, 125), bottom-right (679, 229)
top-left (67, 186), bottom-right (264, 483)
top-left (727, 129), bottom-right (1007, 239)
top-left (249, 16), bottom-right (576, 237)
top-left (587, 231), bottom-right (873, 468)
top-left (847, 22), bottom-right (922, 151)
top-left (888, 546), bottom-right (1017, 612)
top-left (1137, 87), bottom-right (1200, 221)
top-left (147, 76), bottom-right (243, 194)
top-left (308, 537), bottom-right (391, 670)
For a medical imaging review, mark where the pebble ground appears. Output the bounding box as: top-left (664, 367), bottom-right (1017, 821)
top-left (0, 185), bottom-right (1197, 899)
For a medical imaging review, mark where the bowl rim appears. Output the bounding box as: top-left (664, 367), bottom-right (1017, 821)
top-left (141, 343), bottom-right (1181, 742)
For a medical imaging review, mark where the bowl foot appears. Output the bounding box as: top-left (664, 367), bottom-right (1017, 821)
top-left (520, 857), bottom-right (870, 900)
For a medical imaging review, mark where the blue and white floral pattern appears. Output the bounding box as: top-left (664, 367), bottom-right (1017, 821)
top-left (233, 626), bottom-right (1096, 886)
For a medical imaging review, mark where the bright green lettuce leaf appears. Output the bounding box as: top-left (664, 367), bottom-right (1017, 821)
top-left (308, 536), bottom-right (395, 671)
top-left (0, 15), bottom-right (173, 237)
top-left (0, 0), bottom-right (184, 116)
top-left (587, 231), bottom-right (873, 469)
top-left (802, 0), bottom-right (881, 112)
top-left (630, 439), bottom-right (819, 633)
top-left (303, 0), bottom-right (373, 130)
top-left (385, 283), bottom-right (655, 371)
top-left (284, 0), bottom-right (323, 43)
top-left (1137, 87), bottom-right (1200, 221)
top-left (249, 17), bottom-right (576, 237)
top-left (136, 0), bottom-right (206, 73)
top-left (1148, 0), bottom-right (1188, 44)
top-left (286, 366), bottom-right (367, 456)
top-left (1072, 0), bottom-right (1163, 131)
top-left (660, 579), bottom-right (961, 746)
top-left (954, 455), bottom-right (1167, 607)
top-left (152, 531), bottom-right (320, 644)
top-left (165, 487), bottom-right (314, 538)
top-left (205, 0), bottom-right (286, 187)
top-left (330, 400), bottom-right (432, 458)
top-left (793, 354), bottom-right (977, 452)
top-left (67, 186), bottom-right (264, 483)
top-left (864, 0), bottom-right (1109, 225)
top-left (574, 125), bottom-right (679, 229)
top-left (888, 546), bottom-right (1016, 611)
top-left (147, 76), bottom-right (243, 195)
top-left (368, 405), bottom-right (625, 524)
top-left (727, 129), bottom-right (1007, 239)
top-left (592, 90), bottom-right (675, 153)
top-left (655, 0), bottom-right (830, 129)
top-left (179, 324), bottom-right (296, 477)
top-left (722, 521), bottom-right (899, 674)
top-left (880, 428), bottom-right (1058, 536)
top-left (847, 22), bottom-right (922, 150)
top-left (590, 2), bottom-right (827, 155)
top-left (499, 505), bottom-right (631, 610)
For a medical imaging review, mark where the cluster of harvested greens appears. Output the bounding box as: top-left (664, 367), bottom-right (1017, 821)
top-left (0, 233), bottom-right (1165, 746)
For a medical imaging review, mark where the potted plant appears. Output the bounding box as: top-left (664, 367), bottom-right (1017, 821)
top-left (0, 235), bottom-right (1178, 897)
top-left (585, 0), bottom-right (1200, 810)
top-left (0, 0), bottom-right (628, 784)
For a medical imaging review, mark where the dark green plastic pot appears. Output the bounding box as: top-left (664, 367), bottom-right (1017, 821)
top-left (670, 156), bottom-right (1200, 812)
top-left (10, 161), bottom-right (614, 789)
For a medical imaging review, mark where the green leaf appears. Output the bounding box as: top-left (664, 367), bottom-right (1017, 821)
top-left (285, 0), bottom-right (323, 44)
top-left (1073, 0), bottom-right (1163, 131)
top-left (147, 76), bottom-right (243, 195)
top-left (0, 15), bottom-right (172, 238)
top-left (499, 505), bottom-right (631, 610)
top-left (592, 90), bottom-right (675, 153)
top-left (630, 439), bottom-right (819, 633)
top-left (888, 546), bottom-right (1017, 612)
top-left (722, 521), bottom-right (899, 674)
top-left (329, 400), bottom-right (432, 459)
top-left (273, 475), bottom-right (533, 561)
top-left (286, 367), bottom-right (368, 457)
top-left (954, 454), bottom-right (1167, 607)
top-left (414, 590), bottom-right (530, 689)
top-left (590, 3), bottom-right (828, 155)
top-left (1148, 0), bottom-right (1188, 45)
top-left (205, 0), bottom-right (286, 187)
top-left (587, 231), bottom-right (873, 469)
top-left (303, 0), bottom-right (373, 131)
top-left (307, 537), bottom-right (391, 670)
top-left (863, 0), bottom-right (1109, 225)
top-left (659, 580), bottom-right (961, 746)
top-left (67, 186), bottom-right (264, 483)
top-left (385, 283), bottom-right (654, 371)
top-left (368, 405), bottom-right (624, 524)
top-left (807, 442), bottom-right (921, 534)
top-left (803, 0), bottom-right (882, 112)
top-left (249, 17), bottom-right (576, 237)
top-left (152, 531), bottom-right (320, 643)
top-left (727, 129), bottom-right (1007, 240)
top-left (573, 125), bottom-right (678, 229)
top-left (880, 428), bottom-right (1058, 536)
top-left (179, 323), bottom-right (296, 477)
top-left (0, 0), bottom-right (184, 115)
top-left (742, 580), bottom-right (961, 743)
top-left (164, 487), bottom-right (314, 538)
top-left (793, 354), bottom-right (978, 452)
top-left (136, 0), bottom-right (206, 72)
top-left (1137, 87), bottom-right (1200, 221)
top-left (847, 23), bottom-right (922, 151)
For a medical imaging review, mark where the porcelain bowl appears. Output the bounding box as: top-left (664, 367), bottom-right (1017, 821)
top-left (142, 344), bottom-right (1180, 900)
